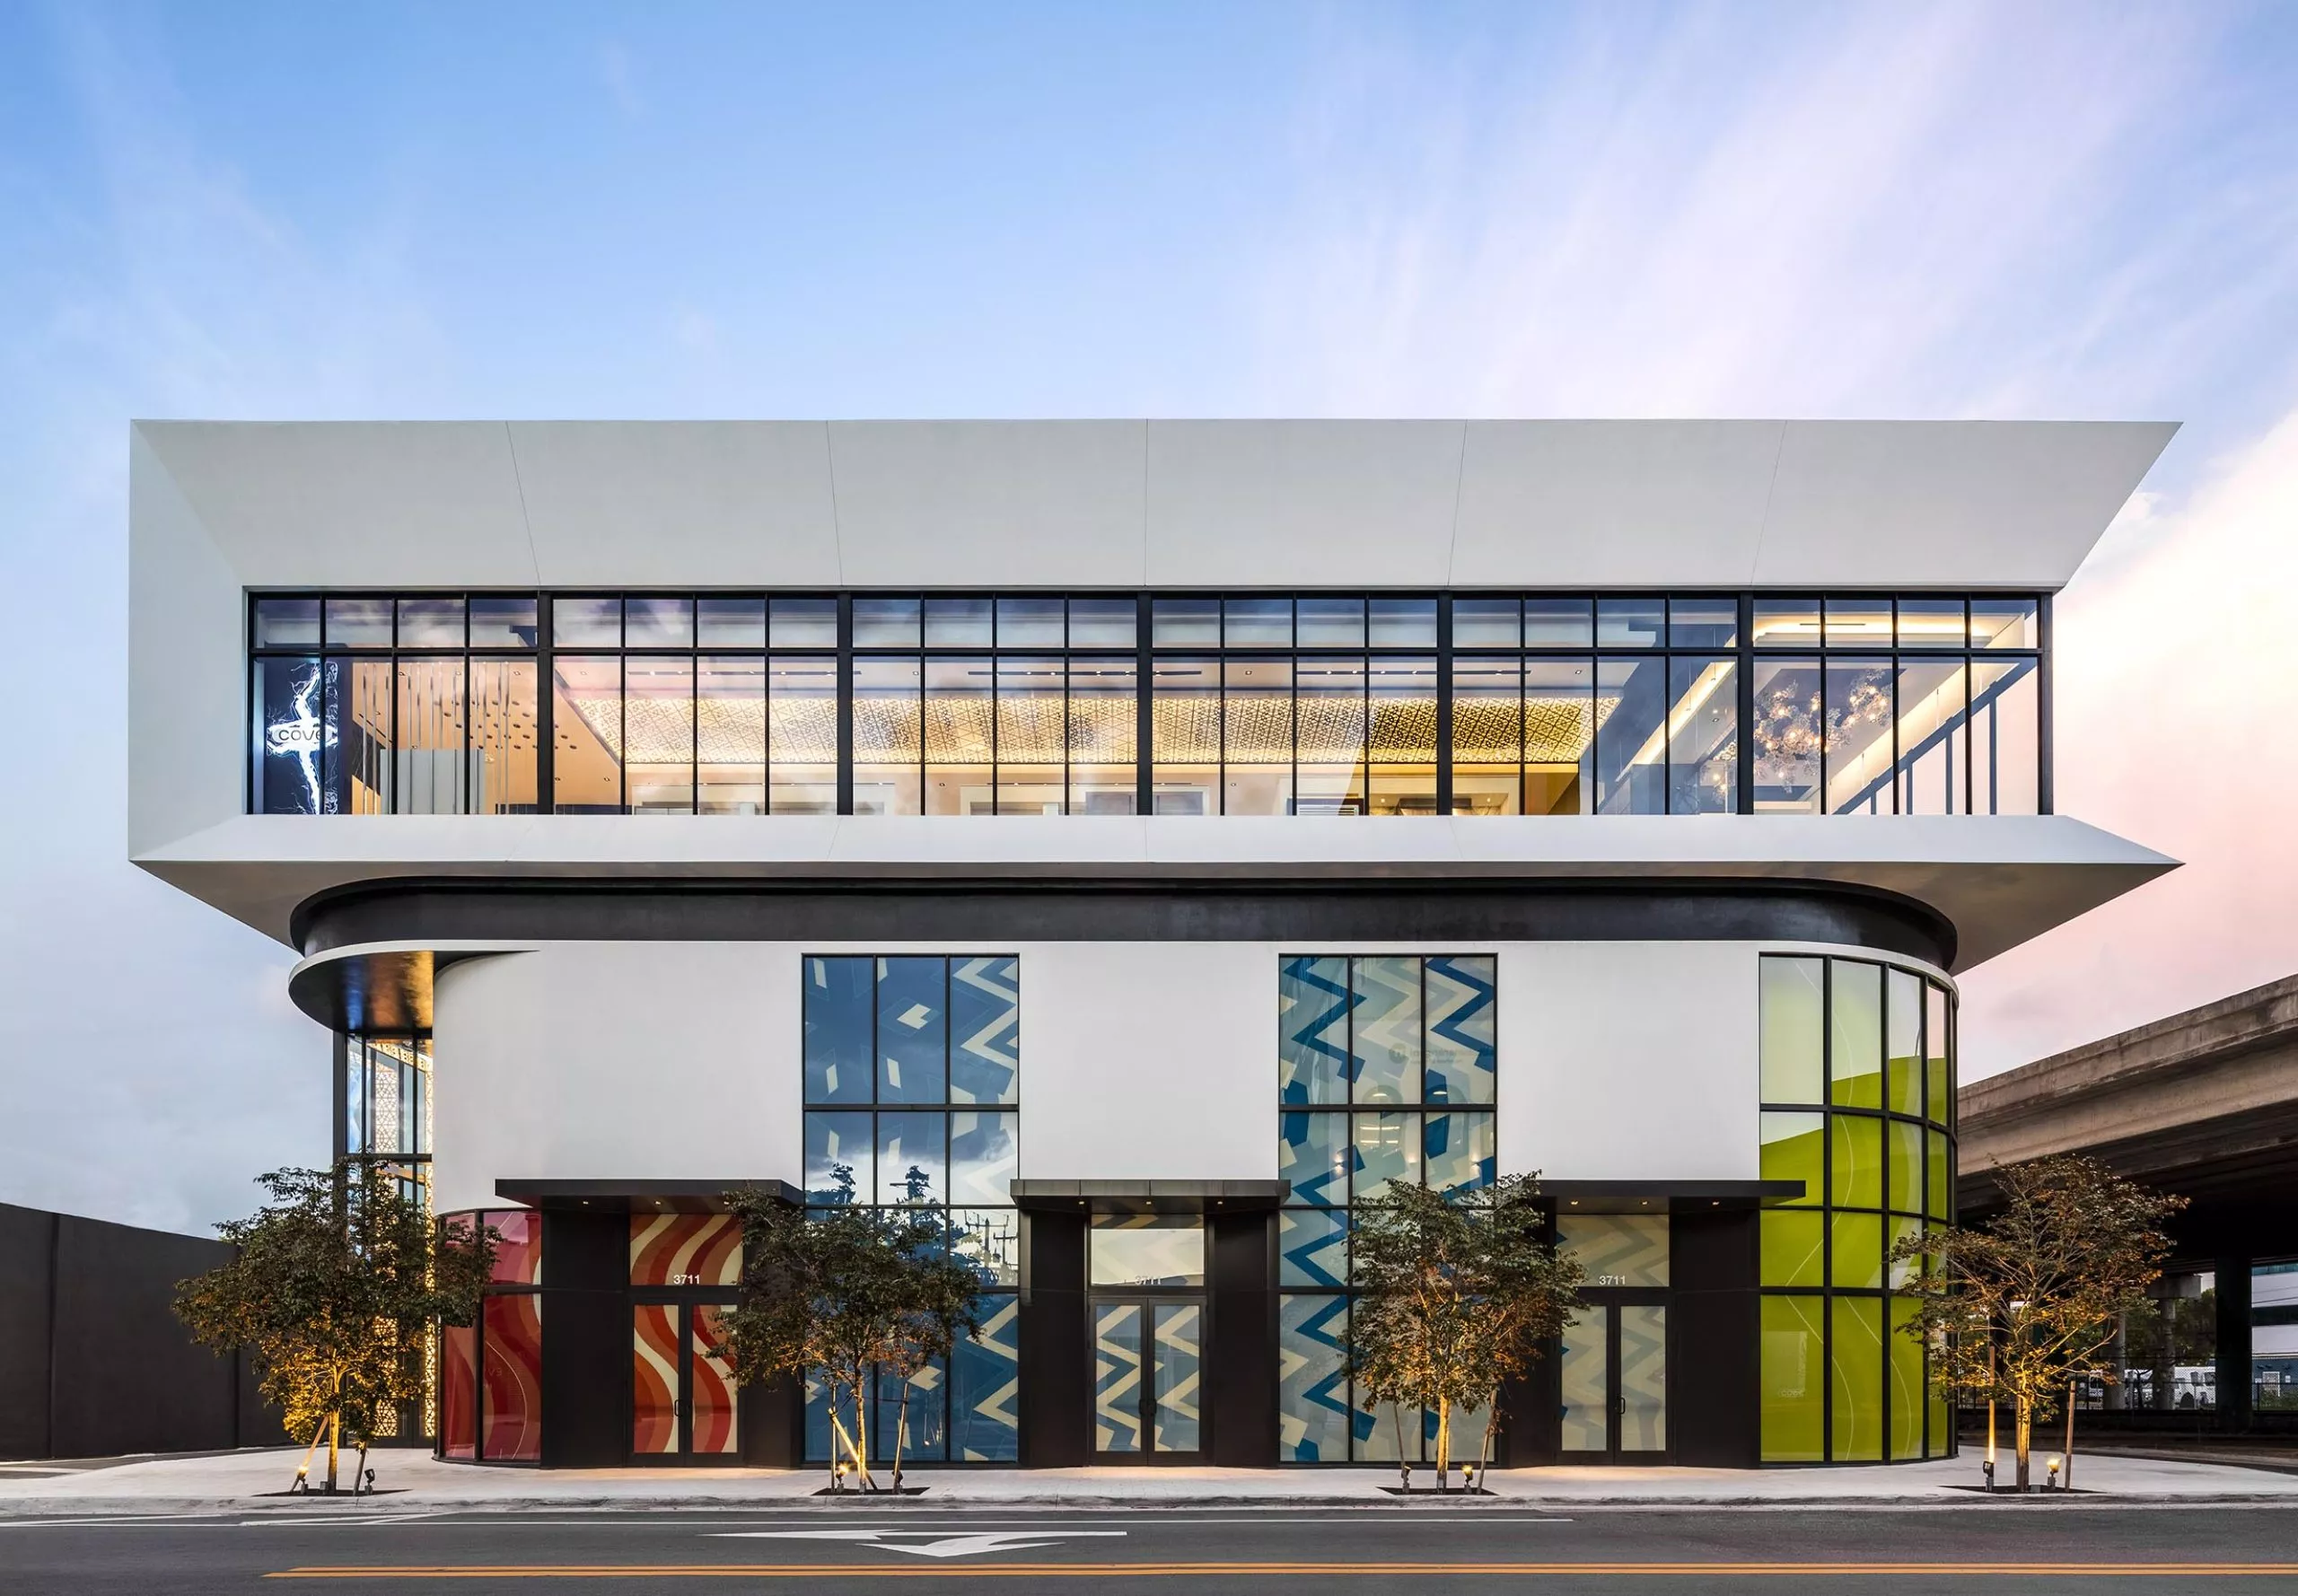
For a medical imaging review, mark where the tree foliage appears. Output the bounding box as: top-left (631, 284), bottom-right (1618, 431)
top-left (174, 1164), bottom-right (496, 1491)
top-left (1346, 1173), bottom-right (1583, 1487)
top-left (1891, 1153), bottom-right (2183, 1488)
top-left (714, 1168), bottom-right (986, 1489)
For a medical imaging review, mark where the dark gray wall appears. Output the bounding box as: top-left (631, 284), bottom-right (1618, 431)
top-left (1017, 1210), bottom-right (1090, 1467)
top-left (0, 1202), bottom-right (287, 1459)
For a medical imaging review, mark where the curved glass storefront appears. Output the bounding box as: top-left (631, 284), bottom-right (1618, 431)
top-left (1759, 952), bottom-right (1955, 1462)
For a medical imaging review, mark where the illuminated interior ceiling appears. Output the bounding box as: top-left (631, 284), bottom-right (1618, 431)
top-left (564, 695), bottom-right (838, 764)
top-left (1455, 696), bottom-right (1619, 764)
top-left (566, 688), bottom-right (1645, 768)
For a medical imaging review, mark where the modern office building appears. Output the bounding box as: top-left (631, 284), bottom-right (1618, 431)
top-left (129, 419), bottom-right (2177, 1469)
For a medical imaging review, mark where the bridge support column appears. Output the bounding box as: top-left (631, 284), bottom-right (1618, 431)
top-left (2215, 1256), bottom-right (2252, 1433)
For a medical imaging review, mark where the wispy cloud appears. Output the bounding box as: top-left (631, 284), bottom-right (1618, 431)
top-left (1245, 2), bottom-right (2244, 423)
top-left (0, 8), bottom-right (448, 1232)
top-left (1958, 407), bottom-right (2298, 1074)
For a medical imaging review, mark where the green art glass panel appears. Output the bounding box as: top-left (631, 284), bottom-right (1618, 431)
top-left (1927, 1331), bottom-right (1952, 1459)
top-left (1761, 1113), bottom-right (1824, 1207)
top-left (1760, 1211), bottom-right (1823, 1288)
top-left (1760, 1295), bottom-right (1826, 1462)
top-left (1829, 1210), bottom-right (1883, 1290)
top-left (1759, 957), bottom-right (1825, 1104)
top-left (1926, 1130), bottom-right (1951, 1220)
top-left (1887, 967), bottom-right (1924, 1117)
top-left (1830, 1296), bottom-right (1884, 1461)
top-left (1887, 1119), bottom-right (1924, 1213)
top-left (1829, 960), bottom-right (1884, 1109)
top-left (1890, 1297), bottom-right (1925, 1460)
top-left (1888, 1215), bottom-right (1925, 1290)
top-left (1830, 1114), bottom-right (1883, 1209)
top-left (1925, 984), bottom-right (1952, 1127)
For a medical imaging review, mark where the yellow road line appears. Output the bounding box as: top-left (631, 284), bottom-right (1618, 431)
top-left (265, 1562), bottom-right (2298, 1579)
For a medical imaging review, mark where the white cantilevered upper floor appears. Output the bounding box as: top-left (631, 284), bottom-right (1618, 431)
top-left (128, 418), bottom-right (2181, 969)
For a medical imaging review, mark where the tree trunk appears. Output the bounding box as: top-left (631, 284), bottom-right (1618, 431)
top-left (2014, 1397), bottom-right (2031, 1491)
top-left (893, 1377), bottom-right (910, 1494)
top-left (1390, 1402), bottom-right (1408, 1486)
top-left (827, 1381), bottom-right (872, 1491)
top-left (1476, 1393), bottom-right (1495, 1486)
top-left (325, 1409), bottom-right (341, 1494)
top-left (1435, 1400), bottom-right (1452, 1492)
top-left (2064, 1380), bottom-right (2076, 1489)
top-left (851, 1380), bottom-right (873, 1491)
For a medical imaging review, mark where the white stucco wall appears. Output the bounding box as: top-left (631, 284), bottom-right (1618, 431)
top-left (428, 935), bottom-right (1952, 1215)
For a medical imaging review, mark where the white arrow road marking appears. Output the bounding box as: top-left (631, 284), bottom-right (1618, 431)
top-left (719, 1530), bottom-right (1127, 1560)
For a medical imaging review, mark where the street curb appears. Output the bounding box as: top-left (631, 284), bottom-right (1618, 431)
top-left (8, 1491), bottom-right (2298, 1516)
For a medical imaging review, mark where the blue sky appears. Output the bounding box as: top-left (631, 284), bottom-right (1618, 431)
top-left (4, 1), bottom-right (2297, 1232)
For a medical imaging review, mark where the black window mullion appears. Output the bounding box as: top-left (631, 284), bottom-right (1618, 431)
top-left (1820, 956), bottom-right (1834, 1461)
top-left (1135, 595), bottom-right (1153, 818)
top-left (2036, 593), bottom-right (2054, 815)
top-left (536, 595), bottom-right (556, 814)
top-left (1434, 595), bottom-right (1453, 818)
top-left (689, 609), bottom-right (700, 815)
top-left (835, 596), bottom-right (854, 816)
top-left (460, 599), bottom-right (476, 816)
top-left (1733, 593), bottom-right (1754, 815)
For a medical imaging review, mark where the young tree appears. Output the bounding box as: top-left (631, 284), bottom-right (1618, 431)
top-left (1347, 1173), bottom-right (1583, 1489)
top-left (175, 1165), bottom-right (497, 1493)
top-left (1891, 1154), bottom-right (2184, 1490)
top-left (715, 1167), bottom-right (985, 1491)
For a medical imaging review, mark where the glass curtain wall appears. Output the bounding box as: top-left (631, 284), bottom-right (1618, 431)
top-left (434, 1209), bottom-right (544, 1462)
top-left (341, 1034), bottom-right (435, 1441)
top-left (342, 1035), bottom-right (434, 1206)
top-left (1751, 596), bottom-right (2040, 815)
top-left (251, 592), bottom-right (2042, 817)
top-left (800, 954), bottom-right (1022, 1461)
top-left (853, 597), bottom-right (1139, 815)
top-left (1275, 954), bottom-right (1498, 1461)
top-left (1758, 953), bottom-right (1956, 1463)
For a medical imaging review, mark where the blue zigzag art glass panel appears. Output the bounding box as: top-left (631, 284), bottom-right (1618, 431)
top-left (800, 953), bottom-right (1020, 1463)
top-left (1275, 953), bottom-right (1496, 1460)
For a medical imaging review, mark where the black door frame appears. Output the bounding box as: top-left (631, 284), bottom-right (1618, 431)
top-left (1559, 1290), bottom-right (1672, 1464)
top-left (1088, 1291), bottom-right (1211, 1462)
top-left (628, 1293), bottom-right (741, 1464)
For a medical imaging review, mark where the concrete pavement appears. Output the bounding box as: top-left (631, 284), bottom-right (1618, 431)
top-left (5, 1446), bottom-right (2298, 1515)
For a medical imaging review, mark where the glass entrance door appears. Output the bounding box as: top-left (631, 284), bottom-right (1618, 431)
top-left (1088, 1215), bottom-right (1206, 1460)
top-left (632, 1300), bottom-right (740, 1461)
top-left (1559, 1303), bottom-right (1668, 1462)
top-left (1092, 1299), bottom-right (1204, 1457)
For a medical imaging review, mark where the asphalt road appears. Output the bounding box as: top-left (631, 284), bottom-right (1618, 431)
top-left (4, 1504), bottom-right (2297, 1593)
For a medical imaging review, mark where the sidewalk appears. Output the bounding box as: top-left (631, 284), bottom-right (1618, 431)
top-left (6, 1448), bottom-right (2298, 1514)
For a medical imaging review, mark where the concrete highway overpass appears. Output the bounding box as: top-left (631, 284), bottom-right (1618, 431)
top-left (1960, 974), bottom-right (2298, 1429)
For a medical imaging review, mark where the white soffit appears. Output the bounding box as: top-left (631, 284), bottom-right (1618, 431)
top-left (134, 813), bottom-right (2176, 974)
top-left (134, 417), bottom-right (2176, 591)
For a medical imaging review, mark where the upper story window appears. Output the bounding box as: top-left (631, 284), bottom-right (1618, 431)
top-left (248, 592), bottom-right (2044, 819)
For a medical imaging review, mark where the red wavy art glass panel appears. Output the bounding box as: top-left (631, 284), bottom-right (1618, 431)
top-left (631, 1303), bottom-right (680, 1454)
top-left (441, 1322), bottom-right (476, 1460)
top-left (691, 1303), bottom-right (740, 1455)
top-left (481, 1294), bottom-right (542, 1460)
top-left (486, 1210), bottom-right (543, 1285)
top-left (628, 1213), bottom-right (741, 1287)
